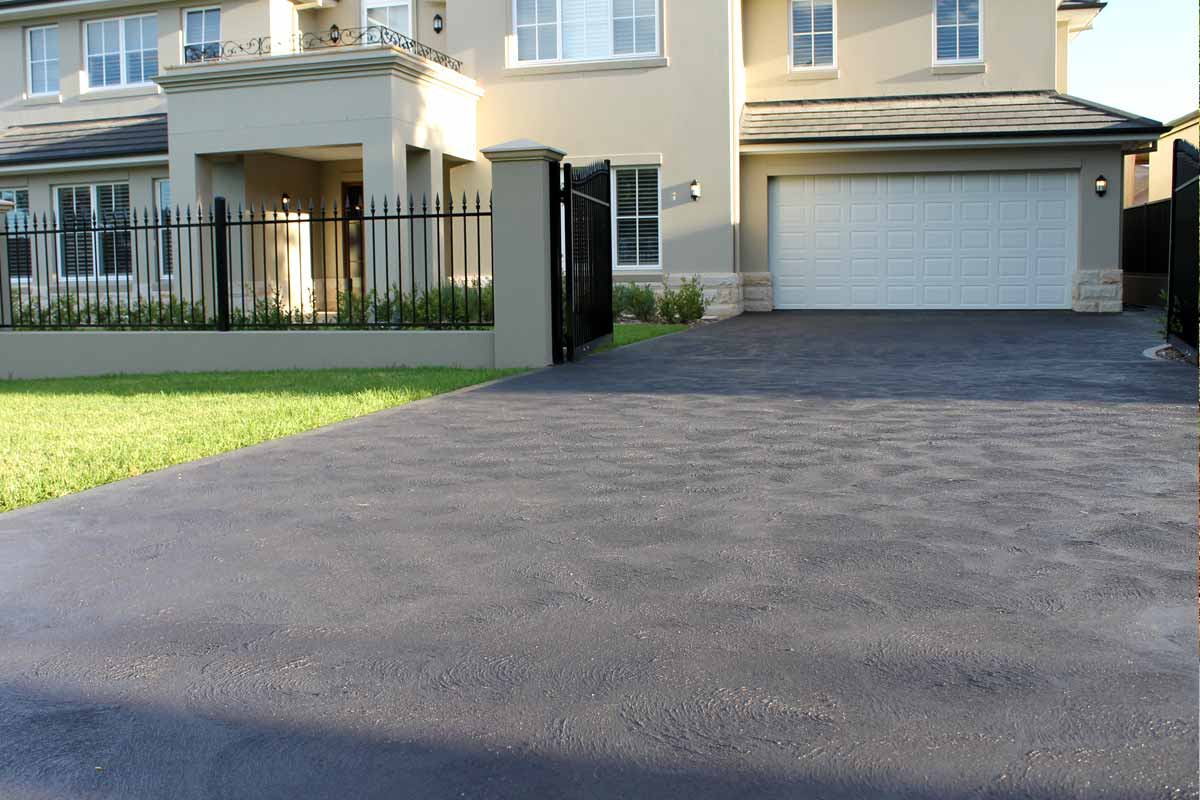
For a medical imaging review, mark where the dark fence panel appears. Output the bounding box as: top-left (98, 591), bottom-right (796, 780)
top-left (1167, 139), bottom-right (1199, 350)
top-left (561, 160), bottom-right (614, 361)
top-left (1122, 198), bottom-right (1172, 275)
top-left (0, 195), bottom-right (493, 331)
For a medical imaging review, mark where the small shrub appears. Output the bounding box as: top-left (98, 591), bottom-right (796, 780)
top-left (658, 276), bottom-right (706, 324)
top-left (628, 284), bottom-right (658, 322)
top-left (1157, 288), bottom-right (1184, 341)
top-left (612, 284), bottom-right (633, 320)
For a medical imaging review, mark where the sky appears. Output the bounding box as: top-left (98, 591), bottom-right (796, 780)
top-left (1068, 0), bottom-right (1199, 124)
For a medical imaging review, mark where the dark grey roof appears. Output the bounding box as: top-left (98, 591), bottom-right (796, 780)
top-left (0, 114), bottom-right (167, 166)
top-left (1057, 1), bottom-right (1107, 10)
top-left (741, 92), bottom-right (1165, 146)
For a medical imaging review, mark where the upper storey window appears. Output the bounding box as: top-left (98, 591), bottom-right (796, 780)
top-left (85, 14), bottom-right (158, 89)
top-left (515, 0), bottom-right (660, 64)
top-left (934, 0), bottom-right (981, 63)
top-left (27, 25), bottom-right (59, 96)
top-left (791, 0), bottom-right (835, 70)
top-left (365, 0), bottom-right (412, 37)
top-left (184, 8), bottom-right (221, 63)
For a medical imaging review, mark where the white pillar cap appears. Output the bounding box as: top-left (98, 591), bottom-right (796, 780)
top-left (482, 139), bottom-right (567, 163)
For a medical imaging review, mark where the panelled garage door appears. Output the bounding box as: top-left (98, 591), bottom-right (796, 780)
top-left (768, 171), bottom-right (1079, 309)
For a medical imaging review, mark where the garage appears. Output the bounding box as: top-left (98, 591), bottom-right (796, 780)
top-left (741, 92), bottom-right (1167, 314)
top-left (768, 170), bottom-right (1079, 310)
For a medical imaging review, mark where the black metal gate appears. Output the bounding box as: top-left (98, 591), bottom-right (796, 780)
top-left (1167, 139), bottom-right (1199, 351)
top-left (551, 160), bottom-right (613, 363)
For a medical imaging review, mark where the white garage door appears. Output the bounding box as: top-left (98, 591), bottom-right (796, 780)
top-left (768, 171), bottom-right (1078, 309)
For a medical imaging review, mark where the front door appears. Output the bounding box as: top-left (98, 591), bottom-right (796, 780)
top-left (342, 184), bottom-right (364, 295)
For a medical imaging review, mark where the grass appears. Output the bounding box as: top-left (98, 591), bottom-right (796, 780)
top-left (604, 322), bottom-right (688, 351)
top-left (0, 367), bottom-right (519, 514)
top-left (0, 322), bottom-right (690, 514)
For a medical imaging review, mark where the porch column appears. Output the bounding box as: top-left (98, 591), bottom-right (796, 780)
top-left (483, 140), bottom-right (565, 368)
top-left (165, 150), bottom-right (215, 315)
top-left (363, 132), bottom-right (407, 310)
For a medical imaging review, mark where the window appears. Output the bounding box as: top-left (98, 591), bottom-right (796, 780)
top-left (155, 179), bottom-right (174, 277)
top-left (1, 189), bottom-right (32, 280)
top-left (365, 0), bottom-right (411, 36)
top-left (791, 0), bottom-right (835, 69)
top-left (934, 0), bottom-right (981, 62)
top-left (27, 26), bottom-right (59, 96)
top-left (184, 8), bottom-right (221, 63)
top-left (614, 167), bottom-right (660, 269)
top-left (515, 0), bottom-right (659, 64)
top-left (85, 14), bottom-right (158, 89)
top-left (56, 184), bottom-right (132, 278)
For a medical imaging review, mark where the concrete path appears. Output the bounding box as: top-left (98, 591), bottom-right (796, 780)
top-left (0, 310), bottom-right (1195, 799)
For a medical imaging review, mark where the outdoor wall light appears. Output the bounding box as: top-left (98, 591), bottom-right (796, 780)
top-left (328, 24), bottom-right (340, 43)
top-left (1095, 175), bottom-right (1108, 197)
top-left (690, 179), bottom-right (702, 201)
top-left (280, 193), bottom-right (291, 210)
top-left (433, 14), bottom-right (444, 33)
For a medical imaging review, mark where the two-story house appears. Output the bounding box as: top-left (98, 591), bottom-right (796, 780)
top-left (0, 0), bottom-right (1166, 316)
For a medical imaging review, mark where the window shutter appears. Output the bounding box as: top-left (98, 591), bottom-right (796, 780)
top-left (59, 187), bottom-right (93, 278)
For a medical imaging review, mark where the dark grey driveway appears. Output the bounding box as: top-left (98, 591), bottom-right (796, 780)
top-left (0, 310), bottom-right (1195, 800)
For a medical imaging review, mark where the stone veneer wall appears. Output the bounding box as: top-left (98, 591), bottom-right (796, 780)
top-left (742, 273), bottom-right (773, 313)
top-left (1072, 268), bottom-right (1124, 313)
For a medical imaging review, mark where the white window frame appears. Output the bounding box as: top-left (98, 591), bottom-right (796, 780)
top-left (26, 25), bottom-right (59, 97)
top-left (611, 165), bottom-right (662, 272)
top-left (154, 178), bottom-right (173, 279)
top-left (1, 188), bottom-right (33, 282)
top-left (182, 6), bottom-right (221, 64)
top-left (83, 13), bottom-right (158, 91)
top-left (789, 0), bottom-right (836, 72)
top-left (932, 0), bottom-right (983, 64)
top-left (362, 0), bottom-right (413, 36)
top-left (510, 0), bottom-right (662, 67)
top-left (54, 183), bottom-right (132, 280)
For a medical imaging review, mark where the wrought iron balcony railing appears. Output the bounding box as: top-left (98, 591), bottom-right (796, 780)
top-left (184, 25), bottom-right (463, 73)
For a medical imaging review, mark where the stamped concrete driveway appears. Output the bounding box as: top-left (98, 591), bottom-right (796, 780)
top-left (0, 310), bottom-right (1195, 800)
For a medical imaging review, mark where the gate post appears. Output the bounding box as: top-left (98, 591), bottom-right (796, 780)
top-left (213, 196), bottom-right (230, 332)
top-left (0, 198), bottom-right (11, 329)
top-left (483, 140), bottom-right (566, 368)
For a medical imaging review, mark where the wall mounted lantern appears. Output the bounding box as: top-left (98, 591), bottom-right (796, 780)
top-left (690, 179), bottom-right (702, 201)
top-left (328, 24), bottom-right (340, 43)
top-left (1095, 175), bottom-right (1108, 197)
top-left (280, 193), bottom-right (291, 210)
top-left (433, 14), bottom-right (444, 33)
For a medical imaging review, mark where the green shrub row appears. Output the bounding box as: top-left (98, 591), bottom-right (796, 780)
top-left (612, 276), bottom-right (706, 324)
top-left (11, 281), bottom-right (494, 331)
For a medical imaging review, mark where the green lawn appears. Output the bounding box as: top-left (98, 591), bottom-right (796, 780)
top-left (605, 322), bottom-right (688, 351)
top-left (0, 368), bottom-right (518, 513)
top-left (0, 323), bottom-right (688, 513)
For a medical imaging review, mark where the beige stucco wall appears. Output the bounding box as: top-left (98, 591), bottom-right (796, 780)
top-left (0, 163), bottom-right (166, 214)
top-left (742, 0), bottom-right (1057, 103)
top-left (0, 0), bottom-right (307, 127)
top-left (0, 329), bottom-right (498, 378)
top-left (443, 0), bottom-right (739, 278)
top-left (739, 144), bottom-right (1125, 305)
top-left (1147, 119), bottom-right (1199, 203)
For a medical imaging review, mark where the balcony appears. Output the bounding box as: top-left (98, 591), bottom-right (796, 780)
top-left (185, 24), bottom-right (463, 73)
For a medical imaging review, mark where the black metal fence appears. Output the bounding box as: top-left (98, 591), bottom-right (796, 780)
top-left (1167, 139), bottom-right (1199, 350)
top-left (555, 161), bottom-right (614, 363)
top-left (0, 194), bottom-right (493, 331)
top-left (1121, 198), bottom-right (1172, 275)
